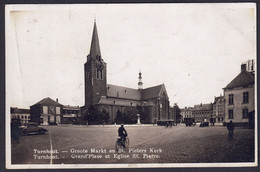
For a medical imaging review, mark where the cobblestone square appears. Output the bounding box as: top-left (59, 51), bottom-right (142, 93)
top-left (11, 124), bottom-right (255, 165)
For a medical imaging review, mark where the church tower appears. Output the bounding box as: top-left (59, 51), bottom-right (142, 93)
top-left (84, 21), bottom-right (107, 108)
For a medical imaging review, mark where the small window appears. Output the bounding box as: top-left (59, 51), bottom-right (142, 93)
top-left (228, 110), bottom-right (233, 119)
top-left (243, 92), bottom-right (249, 104)
top-left (242, 108), bottom-right (248, 119)
top-left (56, 107), bottom-right (60, 114)
top-left (43, 106), bottom-right (48, 114)
top-left (228, 94), bottom-right (234, 105)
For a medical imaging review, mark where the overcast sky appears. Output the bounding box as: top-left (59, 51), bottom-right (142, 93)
top-left (6, 3), bottom-right (256, 109)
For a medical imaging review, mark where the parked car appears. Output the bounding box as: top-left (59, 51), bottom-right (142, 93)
top-left (199, 122), bottom-right (209, 127)
top-left (185, 121), bottom-right (196, 127)
top-left (19, 122), bottom-right (48, 135)
top-left (184, 118), bottom-right (195, 127)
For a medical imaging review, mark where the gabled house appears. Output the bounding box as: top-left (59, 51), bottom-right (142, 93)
top-left (30, 97), bottom-right (63, 125)
top-left (223, 63), bottom-right (255, 126)
top-left (192, 103), bottom-right (213, 123)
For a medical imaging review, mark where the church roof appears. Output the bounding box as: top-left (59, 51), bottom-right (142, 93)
top-left (97, 96), bottom-right (140, 106)
top-left (141, 84), bottom-right (164, 100)
top-left (89, 21), bottom-right (101, 59)
top-left (107, 84), bottom-right (141, 100)
top-left (31, 97), bottom-right (62, 107)
top-left (224, 71), bottom-right (255, 90)
top-left (142, 100), bottom-right (156, 107)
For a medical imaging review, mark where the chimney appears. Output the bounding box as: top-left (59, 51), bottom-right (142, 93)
top-left (56, 98), bottom-right (58, 103)
top-left (241, 64), bottom-right (246, 72)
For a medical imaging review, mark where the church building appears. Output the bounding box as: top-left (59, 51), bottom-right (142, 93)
top-left (82, 21), bottom-right (171, 124)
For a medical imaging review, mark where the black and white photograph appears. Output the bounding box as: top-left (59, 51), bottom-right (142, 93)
top-left (5, 3), bottom-right (257, 169)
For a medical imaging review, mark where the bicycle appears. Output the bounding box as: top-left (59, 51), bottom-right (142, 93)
top-left (115, 137), bottom-right (130, 151)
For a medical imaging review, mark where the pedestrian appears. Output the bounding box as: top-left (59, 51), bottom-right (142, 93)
top-left (11, 119), bottom-right (21, 143)
top-left (227, 120), bottom-right (235, 139)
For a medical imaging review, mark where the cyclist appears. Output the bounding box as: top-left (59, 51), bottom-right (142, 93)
top-left (118, 124), bottom-right (128, 148)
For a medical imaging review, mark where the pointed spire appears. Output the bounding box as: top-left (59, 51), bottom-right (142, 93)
top-left (89, 20), bottom-right (101, 60)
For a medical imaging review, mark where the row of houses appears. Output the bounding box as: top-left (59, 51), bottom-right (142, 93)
top-left (11, 98), bottom-right (81, 125)
top-left (181, 60), bottom-right (255, 126)
top-left (11, 97), bottom-right (178, 126)
top-left (181, 96), bottom-right (224, 124)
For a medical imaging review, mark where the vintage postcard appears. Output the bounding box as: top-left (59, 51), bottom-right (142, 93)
top-left (5, 3), bottom-right (257, 169)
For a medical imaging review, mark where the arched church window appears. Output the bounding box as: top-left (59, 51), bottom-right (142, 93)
top-left (96, 69), bottom-right (99, 79)
top-left (100, 70), bottom-right (103, 80)
top-left (96, 69), bottom-right (103, 80)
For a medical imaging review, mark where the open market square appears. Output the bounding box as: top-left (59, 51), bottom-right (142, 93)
top-left (11, 124), bottom-right (255, 165)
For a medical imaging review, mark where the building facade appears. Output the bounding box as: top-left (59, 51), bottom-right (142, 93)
top-left (181, 107), bottom-right (193, 122)
top-left (10, 107), bottom-right (31, 126)
top-left (223, 63), bottom-right (255, 126)
top-left (213, 95), bottom-right (224, 123)
top-left (30, 97), bottom-right (63, 125)
top-left (192, 103), bottom-right (213, 123)
top-left (81, 21), bottom-right (171, 124)
top-left (62, 105), bottom-right (81, 124)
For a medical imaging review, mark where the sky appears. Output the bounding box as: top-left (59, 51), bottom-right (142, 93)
top-left (6, 3), bottom-right (256, 109)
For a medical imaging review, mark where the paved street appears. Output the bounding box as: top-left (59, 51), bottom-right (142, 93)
top-left (11, 124), bottom-right (255, 164)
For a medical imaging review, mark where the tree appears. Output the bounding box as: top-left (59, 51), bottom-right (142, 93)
top-left (100, 109), bottom-right (110, 124)
top-left (84, 106), bottom-right (110, 125)
top-left (173, 103), bottom-right (181, 123)
top-left (114, 110), bottom-right (123, 124)
top-left (123, 107), bottom-right (138, 124)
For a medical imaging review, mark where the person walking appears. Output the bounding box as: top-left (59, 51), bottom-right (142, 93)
top-left (227, 120), bottom-right (235, 139)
